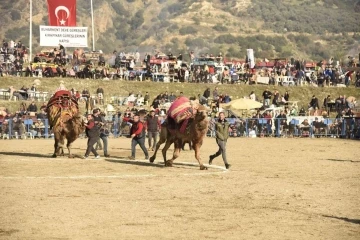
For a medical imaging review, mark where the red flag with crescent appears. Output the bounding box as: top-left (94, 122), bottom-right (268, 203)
top-left (47, 0), bottom-right (77, 26)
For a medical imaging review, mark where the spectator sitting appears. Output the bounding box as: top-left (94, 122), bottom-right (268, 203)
top-left (33, 119), bottom-right (45, 138)
top-left (198, 94), bottom-right (208, 105)
top-left (308, 95), bottom-right (319, 111)
top-left (27, 101), bottom-right (38, 114)
top-left (299, 119), bottom-right (311, 137)
top-left (1, 120), bottom-right (10, 139)
top-left (222, 94), bottom-right (231, 103)
top-left (12, 118), bottom-right (25, 139)
top-left (312, 117), bottom-right (328, 137)
top-left (299, 107), bottom-right (306, 116)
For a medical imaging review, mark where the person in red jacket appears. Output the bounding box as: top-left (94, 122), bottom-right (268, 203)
top-left (128, 114), bottom-right (149, 160)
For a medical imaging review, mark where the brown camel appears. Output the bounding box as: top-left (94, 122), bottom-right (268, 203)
top-left (149, 106), bottom-right (209, 170)
top-left (47, 91), bottom-right (85, 158)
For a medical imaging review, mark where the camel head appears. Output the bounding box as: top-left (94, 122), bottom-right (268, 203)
top-left (193, 105), bottom-right (209, 131)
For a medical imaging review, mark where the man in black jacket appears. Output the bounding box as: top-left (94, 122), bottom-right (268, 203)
top-left (83, 114), bottom-right (100, 159)
top-left (262, 88), bottom-right (272, 107)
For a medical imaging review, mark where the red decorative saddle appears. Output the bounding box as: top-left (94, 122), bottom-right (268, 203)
top-left (47, 90), bottom-right (79, 111)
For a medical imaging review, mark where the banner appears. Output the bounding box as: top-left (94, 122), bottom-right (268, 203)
top-left (40, 26), bottom-right (88, 47)
top-left (47, 0), bottom-right (76, 26)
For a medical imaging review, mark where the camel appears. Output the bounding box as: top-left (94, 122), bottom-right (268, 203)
top-left (149, 105), bottom-right (209, 170)
top-left (47, 91), bottom-right (85, 158)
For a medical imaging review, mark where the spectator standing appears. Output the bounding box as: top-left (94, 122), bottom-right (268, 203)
top-left (128, 115), bottom-right (149, 160)
top-left (83, 114), bottom-right (100, 159)
top-left (145, 110), bottom-right (161, 151)
top-left (323, 95), bottom-right (331, 113)
top-left (144, 92), bottom-right (150, 106)
top-left (284, 91), bottom-right (290, 103)
top-left (213, 87), bottom-right (219, 100)
top-left (262, 88), bottom-right (272, 107)
top-left (272, 90), bottom-right (279, 106)
top-left (249, 91), bottom-right (256, 101)
top-left (209, 112), bottom-right (231, 169)
top-left (96, 86), bottom-right (104, 105)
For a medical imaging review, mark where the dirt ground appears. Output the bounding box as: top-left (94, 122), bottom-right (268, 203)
top-left (0, 137), bottom-right (359, 240)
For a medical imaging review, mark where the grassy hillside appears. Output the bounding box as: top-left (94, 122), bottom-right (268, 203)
top-left (0, 77), bottom-right (359, 115)
top-left (1, 0), bottom-right (359, 61)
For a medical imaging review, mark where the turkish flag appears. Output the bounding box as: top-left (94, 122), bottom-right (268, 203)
top-left (47, 0), bottom-right (76, 26)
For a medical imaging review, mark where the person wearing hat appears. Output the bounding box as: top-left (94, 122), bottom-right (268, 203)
top-left (145, 110), bottom-right (161, 151)
top-left (93, 108), bottom-right (110, 157)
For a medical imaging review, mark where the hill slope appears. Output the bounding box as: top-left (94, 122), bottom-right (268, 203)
top-left (1, 0), bottom-right (359, 61)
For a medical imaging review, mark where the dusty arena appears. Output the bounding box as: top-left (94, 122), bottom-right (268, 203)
top-left (0, 137), bottom-right (359, 239)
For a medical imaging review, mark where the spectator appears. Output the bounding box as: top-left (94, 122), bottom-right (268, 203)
top-left (249, 91), bottom-right (256, 101)
top-left (203, 88), bottom-right (211, 99)
top-left (145, 110), bottom-right (161, 151)
top-left (27, 101), bottom-right (38, 113)
top-left (81, 88), bottom-right (90, 102)
top-left (284, 91), bottom-right (290, 103)
top-left (1, 120), bottom-right (10, 139)
top-left (262, 88), bottom-right (272, 107)
top-left (213, 87), bottom-right (219, 100)
top-left (168, 92), bottom-right (176, 102)
top-left (12, 118), bottom-right (25, 139)
top-left (308, 95), bottom-right (319, 111)
top-left (144, 92), bottom-right (150, 105)
top-left (96, 86), bottom-right (104, 105)
top-left (272, 90), bottom-right (279, 106)
top-left (323, 95), bottom-right (331, 112)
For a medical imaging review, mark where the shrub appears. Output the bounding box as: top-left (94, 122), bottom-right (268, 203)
top-left (179, 26), bottom-right (197, 35)
top-left (212, 24), bottom-right (228, 32)
top-left (10, 10), bottom-right (21, 21)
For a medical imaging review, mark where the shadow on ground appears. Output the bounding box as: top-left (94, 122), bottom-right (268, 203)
top-left (0, 152), bottom-right (83, 159)
top-left (105, 157), bottom-right (208, 170)
top-left (326, 159), bottom-right (360, 163)
top-left (322, 215), bottom-right (360, 225)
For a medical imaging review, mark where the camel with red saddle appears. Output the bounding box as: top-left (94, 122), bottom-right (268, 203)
top-left (149, 97), bottom-right (209, 170)
top-left (47, 90), bottom-right (85, 158)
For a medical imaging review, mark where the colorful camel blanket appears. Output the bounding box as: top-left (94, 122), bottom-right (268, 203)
top-left (168, 96), bottom-right (193, 133)
top-left (47, 90), bottom-right (78, 111)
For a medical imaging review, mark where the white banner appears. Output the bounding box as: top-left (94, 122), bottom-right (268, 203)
top-left (39, 25), bottom-right (88, 47)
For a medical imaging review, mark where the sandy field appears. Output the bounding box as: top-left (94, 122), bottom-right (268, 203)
top-left (0, 137), bottom-right (359, 240)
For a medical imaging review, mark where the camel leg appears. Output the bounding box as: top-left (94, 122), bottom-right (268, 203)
top-left (162, 139), bottom-right (174, 167)
top-left (67, 140), bottom-right (74, 158)
top-left (52, 137), bottom-right (59, 158)
top-left (58, 136), bottom-right (65, 156)
top-left (168, 139), bottom-right (181, 166)
top-left (149, 131), bottom-right (166, 163)
top-left (150, 126), bottom-right (168, 163)
top-left (193, 140), bottom-right (207, 170)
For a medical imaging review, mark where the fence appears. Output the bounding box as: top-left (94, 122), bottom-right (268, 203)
top-left (0, 117), bottom-right (359, 140)
top-left (210, 117), bottom-right (360, 139)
